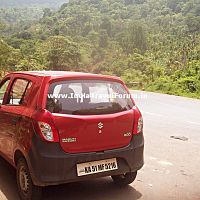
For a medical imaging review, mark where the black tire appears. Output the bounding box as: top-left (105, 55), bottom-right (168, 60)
top-left (16, 158), bottom-right (42, 200)
top-left (112, 171), bottom-right (137, 186)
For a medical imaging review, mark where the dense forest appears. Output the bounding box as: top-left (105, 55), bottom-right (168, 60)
top-left (0, 0), bottom-right (200, 98)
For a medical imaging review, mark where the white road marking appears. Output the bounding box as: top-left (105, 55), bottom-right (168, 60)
top-left (158, 161), bottom-right (173, 166)
top-left (144, 112), bottom-right (200, 127)
top-left (186, 121), bottom-right (200, 126)
top-left (149, 156), bottom-right (158, 160)
top-left (144, 112), bottom-right (164, 117)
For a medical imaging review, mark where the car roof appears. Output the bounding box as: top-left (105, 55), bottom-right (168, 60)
top-left (11, 71), bottom-right (122, 83)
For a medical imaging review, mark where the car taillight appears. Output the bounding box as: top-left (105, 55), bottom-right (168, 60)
top-left (32, 110), bottom-right (59, 143)
top-left (38, 122), bottom-right (54, 142)
top-left (133, 107), bottom-right (143, 135)
top-left (35, 121), bottom-right (59, 142)
top-left (137, 116), bottom-right (143, 134)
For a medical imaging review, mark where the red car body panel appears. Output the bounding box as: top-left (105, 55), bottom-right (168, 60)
top-left (53, 110), bottom-right (134, 153)
top-left (0, 73), bottom-right (43, 164)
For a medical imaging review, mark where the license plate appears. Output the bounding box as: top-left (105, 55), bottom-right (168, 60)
top-left (77, 158), bottom-right (118, 177)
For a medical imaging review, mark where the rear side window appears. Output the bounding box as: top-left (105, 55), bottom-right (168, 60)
top-left (46, 80), bottom-right (134, 115)
top-left (0, 79), bottom-right (10, 104)
top-left (8, 79), bottom-right (32, 105)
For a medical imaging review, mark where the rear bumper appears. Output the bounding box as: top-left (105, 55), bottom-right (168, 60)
top-left (27, 133), bottom-right (144, 186)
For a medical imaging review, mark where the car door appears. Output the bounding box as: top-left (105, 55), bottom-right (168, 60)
top-left (0, 78), bottom-right (32, 160)
top-left (0, 78), bottom-right (12, 154)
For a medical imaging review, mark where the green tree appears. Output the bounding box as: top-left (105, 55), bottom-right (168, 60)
top-left (43, 36), bottom-right (81, 70)
top-left (99, 29), bottom-right (109, 48)
top-left (116, 23), bottom-right (147, 55)
top-left (0, 39), bottom-right (11, 74)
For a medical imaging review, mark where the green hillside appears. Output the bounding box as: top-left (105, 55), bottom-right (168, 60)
top-left (0, 0), bottom-right (200, 98)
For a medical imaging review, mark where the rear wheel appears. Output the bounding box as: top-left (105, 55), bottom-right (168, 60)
top-left (16, 158), bottom-right (42, 200)
top-left (112, 171), bottom-right (137, 186)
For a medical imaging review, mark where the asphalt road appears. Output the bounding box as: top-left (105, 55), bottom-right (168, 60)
top-left (0, 91), bottom-right (200, 200)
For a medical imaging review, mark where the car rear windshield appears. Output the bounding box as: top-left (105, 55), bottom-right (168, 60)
top-left (46, 80), bottom-right (134, 115)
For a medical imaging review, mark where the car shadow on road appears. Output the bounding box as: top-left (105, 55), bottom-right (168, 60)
top-left (0, 157), bottom-right (142, 200)
top-left (0, 156), bottom-right (19, 200)
top-left (43, 178), bottom-right (142, 200)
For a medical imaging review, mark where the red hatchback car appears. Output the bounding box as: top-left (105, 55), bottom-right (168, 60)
top-left (0, 71), bottom-right (144, 200)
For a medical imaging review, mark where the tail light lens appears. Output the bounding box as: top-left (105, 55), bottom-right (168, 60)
top-left (133, 107), bottom-right (143, 134)
top-left (137, 116), bottom-right (143, 134)
top-left (38, 122), bottom-right (54, 142)
top-left (32, 110), bottom-right (59, 142)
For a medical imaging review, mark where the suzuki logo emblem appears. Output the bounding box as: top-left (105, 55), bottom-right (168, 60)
top-left (98, 122), bottom-right (103, 129)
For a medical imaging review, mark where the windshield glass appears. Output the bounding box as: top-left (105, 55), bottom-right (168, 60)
top-left (46, 80), bottom-right (134, 115)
